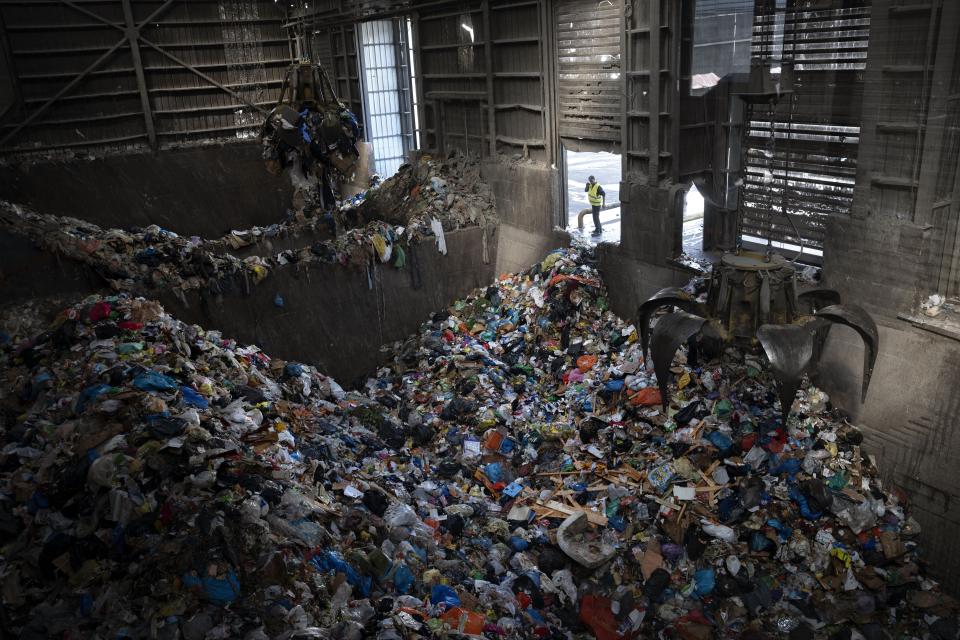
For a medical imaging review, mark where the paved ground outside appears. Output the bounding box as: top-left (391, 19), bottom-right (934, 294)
top-left (565, 149), bottom-right (706, 253)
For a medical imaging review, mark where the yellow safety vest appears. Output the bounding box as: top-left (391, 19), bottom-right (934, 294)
top-left (587, 183), bottom-right (603, 206)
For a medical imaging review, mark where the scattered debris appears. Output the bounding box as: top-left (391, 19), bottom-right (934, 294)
top-left (0, 151), bottom-right (497, 298)
top-left (0, 247), bottom-right (956, 639)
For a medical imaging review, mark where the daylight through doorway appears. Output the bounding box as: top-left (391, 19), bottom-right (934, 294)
top-left (565, 149), bottom-right (621, 245)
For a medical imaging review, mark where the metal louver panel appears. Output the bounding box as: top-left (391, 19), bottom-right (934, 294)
top-left (556, 0), bottom-right (622, 144)
top-left (740, 1), bottom-right (871, 253)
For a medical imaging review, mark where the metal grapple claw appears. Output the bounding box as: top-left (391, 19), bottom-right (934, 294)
top-left (815, 304), bottom-right (879, 403)
top-left (757, 324), bottom-right (815, 423)
top-left (637, 287), bottom-right (704, 363)
top-left (797, 288), bottom-right (842, 313)
top-left (650, 311), bottom-right (707, 410)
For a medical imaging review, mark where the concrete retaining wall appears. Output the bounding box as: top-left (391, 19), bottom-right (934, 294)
top-left (0, 143), bottom-right (290, 238)
top-left (481, 159), bottom-right (568, 274)
top-left (159, 226), bottom-right (497, 386)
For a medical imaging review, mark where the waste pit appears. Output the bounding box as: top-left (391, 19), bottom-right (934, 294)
top-left (0, 245), bottom-right (957, 640)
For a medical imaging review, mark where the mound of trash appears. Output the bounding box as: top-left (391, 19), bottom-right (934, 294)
top-left (0, 247), bottom-right (957, 639)
top-left (0, 152), bottom-right (496, 298)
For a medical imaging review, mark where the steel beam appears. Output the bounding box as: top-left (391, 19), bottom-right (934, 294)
top-left (0, 37), bottom-right (127, 147)
top-left (59, 0), bottom-right (124, 32)
top-left (122, 0), bottom-right (157, 150)
top-left (138, 37), bottom-right (270, 116)
top-left (0, 0), bottom-right (178, 149)
top-left (0, 9), bottom-right (25, 119)
top-left (915, 0), bottom-right (957, 226)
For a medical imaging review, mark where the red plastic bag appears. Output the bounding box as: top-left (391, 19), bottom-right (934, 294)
top-left (579, 595), bottom-right (637, 640)
top-left (628, 387), bottom-right (662, 407)
top-left (577, 355), bottom-right (598, 372)
top-left (89, 301), bottom-right (111, 322)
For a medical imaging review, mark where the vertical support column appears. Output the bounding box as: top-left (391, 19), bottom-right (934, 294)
top-left (482, 0), bottom-right (496, 158)
top-left (539, 0), bottom-right (556, 169)
top-left (411, 12), bottom-right (427, 150)
top-left (915, 0), bottom-right (957, 226)
top-left (393, 18), bottom-right (414, 156)
top-left (648, 0), bottom-right (661, 187)
top-left (340, 26), bottom-right (354, 107)
top-left (122, 0), bottom-right (157, 150)
top-left (620, 0), bottom-right (630, 185)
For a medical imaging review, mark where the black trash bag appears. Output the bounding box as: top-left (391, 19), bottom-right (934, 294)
top-left (644, 568), bottom-right (671, 601)
top-left (411, 422), bottom-right (435, 447)
top-left (802, 478), bottom-right (832, 514)
top-left (538, 546), bottom-right (568, 574)
top-left (362, 490), bottom-right (389, 517)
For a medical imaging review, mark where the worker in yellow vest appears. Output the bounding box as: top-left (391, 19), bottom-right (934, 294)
top-left (585, 175), bottom-right (606, 236)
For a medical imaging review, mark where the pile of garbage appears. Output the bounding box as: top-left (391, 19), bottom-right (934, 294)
top-left (0, 152), bottom-right (496, 297)
top-left (1, 247), bottom-right (957, 639)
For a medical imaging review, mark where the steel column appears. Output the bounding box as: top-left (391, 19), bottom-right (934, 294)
top-left (649, 0), bottom-right (661, 186)
top-left (122, 0), bottom-right (157, 150)
top-left (482, 0), bottom-right (496, 158)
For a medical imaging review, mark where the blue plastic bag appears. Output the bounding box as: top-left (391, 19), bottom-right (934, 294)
top-left (789, 485), bottom-right (823, 520)
top-left (311, 550), bottom-right (372, 597)
top-left (430, 584), bottom-right (461, 607)
top-left (694, 568), bottom-right (715, 597)
top-left (392, 563), bottom-right (414, 594)
top-left (509, 536), bottom-right (529, 551)
top-left (182, 569), bottom-right (241, 605)
top-left (707, 431), bottom-right (733, 451)
top-left (76, 383), bottom-right (111, 412)
top-left (133, 371), bottom-right (178, 393)
top-left (605, 379), bottom-right (626, 392)
top-left (180, 386), bottom-right (208, 409)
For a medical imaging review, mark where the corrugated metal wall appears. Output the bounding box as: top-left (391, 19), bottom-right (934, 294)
top-left (412, 0), bottom-right (550, 163)
top-left (555, 0), bottom-right (622, 149)
top-left (0, 0), bottom-right (290, 156)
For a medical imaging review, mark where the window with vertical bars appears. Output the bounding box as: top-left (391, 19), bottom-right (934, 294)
top-left (359, 18), bottom-right (417, 177)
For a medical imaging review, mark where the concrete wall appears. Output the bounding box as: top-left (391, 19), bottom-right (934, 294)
top-left (0, 232), bottom-right (104, 305)
top-left (823, 215), bottom-right (937, 318)
top-left (817, 214), bottom-right (960, 592)
top-left (481, 159), bottom-right (569, 274)
top-left (815, 320), bottom-right (960, 594)
top-left (599, 179), bottom-right (694, 321)
top-left (159, 227), bottom-right (497, 386)
top-left (0, 225), bottom-right (497, 386)
top-left (0, 143), bottom-right (290, 238)
top-left (598, 243), bottom-right (695, 322)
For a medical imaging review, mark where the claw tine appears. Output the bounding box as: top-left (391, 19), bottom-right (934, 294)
top-left (816, 304), bottom-right (879, 403)
top-left (637, 287), bottom-right (704, 365)
top-left (757, 324), bottom-right (815, 424)
top-left (797, 288), bottom-right (842, 314)
top-left (650, 311), bottom-right (707, 410)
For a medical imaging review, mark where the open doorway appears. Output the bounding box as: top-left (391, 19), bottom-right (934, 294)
top-left (681, 184), bottom-right (706, 262)
top-left (565, 148), bottom-right (621, 244)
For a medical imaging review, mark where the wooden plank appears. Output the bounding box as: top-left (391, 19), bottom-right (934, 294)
top-left (540, 500), bottom-right (609, 526)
